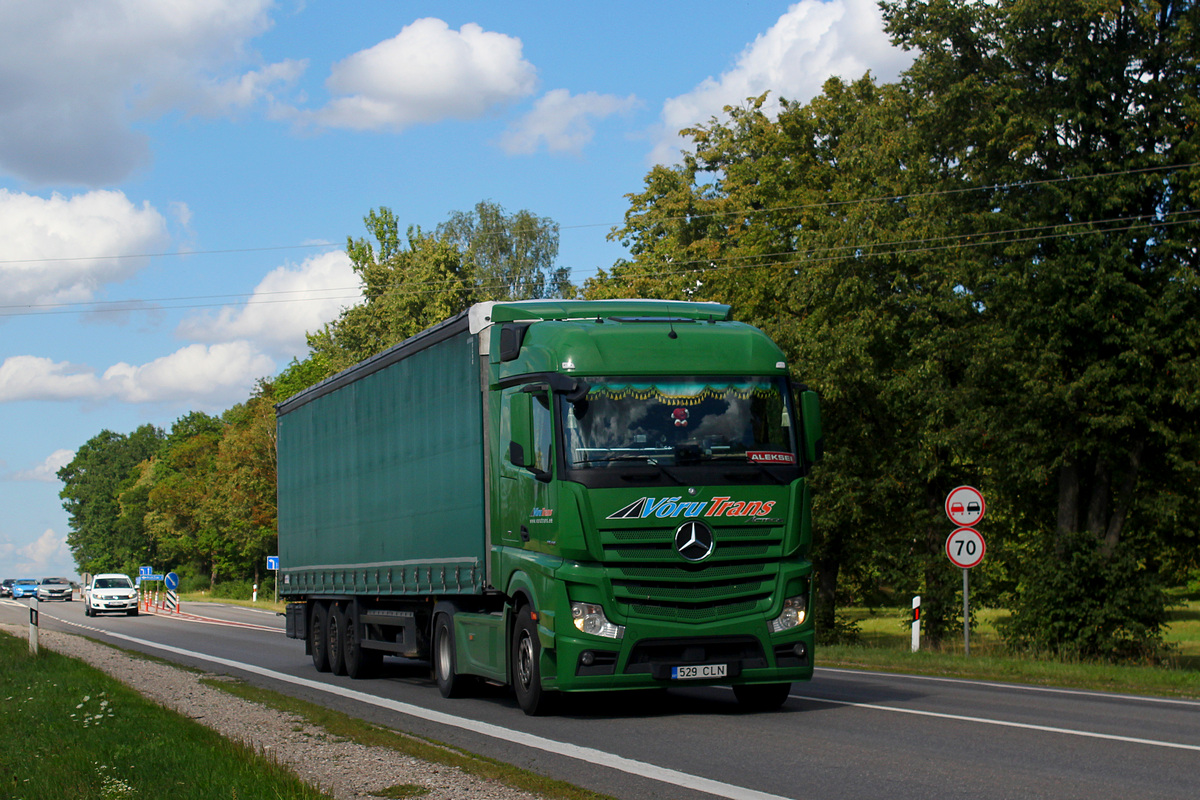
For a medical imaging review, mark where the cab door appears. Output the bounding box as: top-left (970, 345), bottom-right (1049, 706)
top-left (498, 384), bottom-right (558, 551)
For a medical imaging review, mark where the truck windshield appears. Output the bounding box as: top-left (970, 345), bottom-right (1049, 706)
top-left (564, 377), bottom-right (798, 469)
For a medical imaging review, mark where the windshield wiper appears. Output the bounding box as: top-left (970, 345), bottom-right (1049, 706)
top-left (576, 455), bottom-right (687, 485)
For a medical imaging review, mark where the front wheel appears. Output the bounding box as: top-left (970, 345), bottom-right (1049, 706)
top-left (732, 682), bottom-right (792, 712)
top-left (511, 606), bottom-right (555, 716)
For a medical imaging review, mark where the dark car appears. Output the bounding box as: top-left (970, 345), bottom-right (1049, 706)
top-left (0, 579), bottom-right (14, 597)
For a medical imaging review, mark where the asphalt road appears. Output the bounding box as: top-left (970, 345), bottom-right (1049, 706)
top-left (5, 596), bottom-right (1199, 800)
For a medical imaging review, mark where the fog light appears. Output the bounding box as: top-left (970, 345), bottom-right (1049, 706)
top-left (571, 602), bottom-right (625, 639)
top-left (769, 595), bottom-right (808, 634)
top-left (580, 650), bottom-right (595, 666)
top-left (794, 642), bottom-right (807, 658)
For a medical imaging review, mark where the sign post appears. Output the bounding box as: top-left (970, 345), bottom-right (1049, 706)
top-left (945, 487), bottom-right (987, 656)
top-left (164, 571), bottom-right (180, 613)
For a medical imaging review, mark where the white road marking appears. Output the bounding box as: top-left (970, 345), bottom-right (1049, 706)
top-left (817, 667), bottom-right (1200, 708)
top-left (791, 693), bottom-right (1200, 752)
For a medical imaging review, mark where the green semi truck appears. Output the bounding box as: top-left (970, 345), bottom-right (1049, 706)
top-left (278, 299), bottom-right (823, 714)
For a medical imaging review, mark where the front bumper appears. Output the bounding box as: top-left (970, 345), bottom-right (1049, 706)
top-left (90, 597), bottom-right (137, 611)
top-left (548, 616), bottom-right (814, 692)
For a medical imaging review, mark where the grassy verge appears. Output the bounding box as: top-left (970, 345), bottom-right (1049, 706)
top-left (821, 596), bottom-right (1200, 699)
top-left (207, 677), bottom-right (616, 800)
top-left (0, 632), bottom-right (334, 800)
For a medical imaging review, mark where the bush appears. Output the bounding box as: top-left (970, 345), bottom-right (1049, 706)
top-left (817, 612), bottom-right (863, 646)
top-left (998, 533), bottom-right (1170, 663)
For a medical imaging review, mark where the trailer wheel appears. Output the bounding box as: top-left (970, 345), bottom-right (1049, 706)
top-left (328, 604), bottom-right (348, 676)
top-left (342, 603), bottom-right (381, 679)
top-left (433, 614), bottom-right (475, 698)
top-left (310, 602), bottom-right (331, 673)
top-left (732, 682), bottom-right (792, 712)
top-left (511, 606), bottom-right (555, 715)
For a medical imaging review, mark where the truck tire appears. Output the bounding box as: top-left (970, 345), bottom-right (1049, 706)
top-left (328, 604), bottom-right (348, 676)
top-left (511, 606), bottom-right (555, 715)
top-left (732, 682), bottom-right (792, 711)
top-left (342, 603), bottom-right (381, 679)
top-left (310, 602), bottom-right (331, 673)
top-left (433, 614), bottom-right (475, 698)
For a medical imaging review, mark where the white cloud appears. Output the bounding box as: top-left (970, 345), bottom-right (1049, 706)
top-left (0, 0), bottom-right (298, 184)
top-left (304, 18), bottom-right (537, 131)
top-left (500, 89), bottom-right (640, 155)
top-left (10, 449), bottom-right (75, 483)
top-left (650, 0), bottom-right (915, 165)
top-left (0, 343), bottom-right (274, 407)
top-left (101, 342), bottom-right (277, 404)
top-left (0, 189), bottom-right (170, 308)
top-left (177, 250), bottom-right (361, 357)
top-left (18, 528), bottom-right (71, 574)
top-left (0, 356), bottom-right (103, 401)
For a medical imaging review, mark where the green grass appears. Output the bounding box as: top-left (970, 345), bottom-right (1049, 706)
top-left (821, 597), bottom-right (1200, 699)
top-left (0, 632), bottom-right (335, 800)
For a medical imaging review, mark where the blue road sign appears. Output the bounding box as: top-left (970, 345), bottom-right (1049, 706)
top-left (164, 572), bottom-right (180, 591)
top-left (267, 556), bottom-right (279, 571)
top-left (139, 566), bottom-right (152, 578)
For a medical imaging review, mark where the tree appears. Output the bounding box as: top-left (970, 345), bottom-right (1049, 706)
top-left (59, 425), bottom-right (164, 575)
top-left (205, 383), bottom-right (279, 587)
top-left (882, 0), bottom-right (1200, 654)
top-left (438, 199), bottom-right (573, 301)
top-left (308, 202), bottom-right (572, 373)
top-left (145, 412), bottom-right (227, 588)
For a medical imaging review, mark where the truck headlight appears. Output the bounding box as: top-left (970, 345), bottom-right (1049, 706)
top-left (571, 602), bottom-right (625, 639)
top-left (769, 595), bottom-right (808, 633)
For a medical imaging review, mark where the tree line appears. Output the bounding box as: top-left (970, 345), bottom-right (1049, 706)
top-left (60, 1), bottom-right (1199, 661)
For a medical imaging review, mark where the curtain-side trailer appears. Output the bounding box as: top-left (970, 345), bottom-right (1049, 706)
top-left (278, 299), bottom-right (823, 714)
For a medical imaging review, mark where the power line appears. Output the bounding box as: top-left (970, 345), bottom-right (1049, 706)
top-left (2, 206), bottom-right (1194, 319)
top-left (2, 162), bottom-right (1194, 267)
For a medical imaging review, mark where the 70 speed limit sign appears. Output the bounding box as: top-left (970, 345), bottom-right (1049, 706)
top-left (945, 527), bottom-right (986, 569)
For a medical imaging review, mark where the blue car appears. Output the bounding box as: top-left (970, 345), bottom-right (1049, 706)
top-left (10, 579), bottom-right (37, 598)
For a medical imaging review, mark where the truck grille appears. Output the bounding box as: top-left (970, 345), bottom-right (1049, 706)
top-left (598, 524), bottom-right (784, 624)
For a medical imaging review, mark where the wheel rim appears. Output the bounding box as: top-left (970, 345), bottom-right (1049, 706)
top-left (436, 627), bottom-right (451, 681)
top-left (328, 614), bottom-right (340, 655)
top-left (312, 612), bottom-right (324, 657)
top-left (516, 631), bottom-right (535, 689)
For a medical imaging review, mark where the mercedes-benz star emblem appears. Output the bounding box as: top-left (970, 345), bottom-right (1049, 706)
top-left (674, 521), bottom-right (715, 562)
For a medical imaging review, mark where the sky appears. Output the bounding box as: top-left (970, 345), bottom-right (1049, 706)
top-left (0, 0), bottom-right (913, 581)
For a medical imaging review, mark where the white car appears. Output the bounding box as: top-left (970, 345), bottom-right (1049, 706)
top-left (84, 573), bottom-right (139, 617)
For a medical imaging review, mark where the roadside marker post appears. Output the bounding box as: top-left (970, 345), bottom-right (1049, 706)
top-left (28, 596), bottom-right (39, 655)
top-left (911, 596), bottom-right (921, 652)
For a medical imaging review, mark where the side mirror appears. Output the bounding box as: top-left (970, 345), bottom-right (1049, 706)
top-left (801, 390), bottom-right (824, 464)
